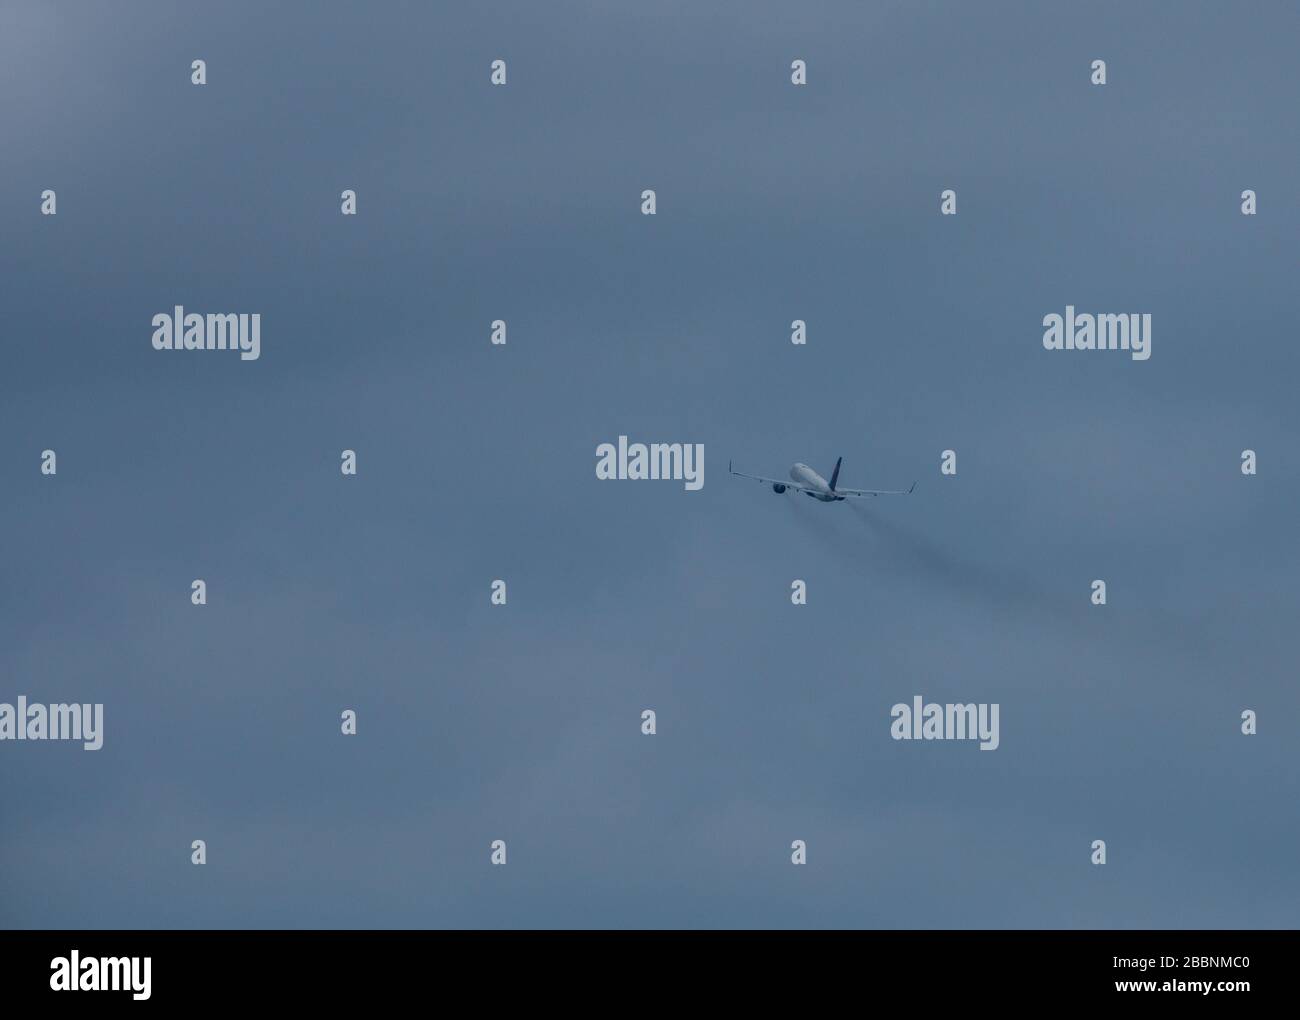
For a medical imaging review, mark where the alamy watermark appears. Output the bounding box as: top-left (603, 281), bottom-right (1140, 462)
top-left (595, 436), bottom-right (704, 490)
top-left (50, 951), bottom-right (150, 999)
top-left (891, 696), bottom-right (999, 750)
top-left (0, 697), bottom-right (103, 750)
top-left (152, 306), bottom-right (261, 361)
top-left (1042, 306), bottom-right (1151, 361)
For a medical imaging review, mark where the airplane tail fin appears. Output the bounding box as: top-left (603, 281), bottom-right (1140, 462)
top-left (829, 456), bottom-right (842, 491)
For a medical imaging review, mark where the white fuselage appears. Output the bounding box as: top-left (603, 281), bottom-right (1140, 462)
top-left (790, 463), bottom-right (840, 501)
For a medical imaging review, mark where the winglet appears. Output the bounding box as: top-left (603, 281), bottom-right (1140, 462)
top-left (908, 481), bottom-right (917, 494)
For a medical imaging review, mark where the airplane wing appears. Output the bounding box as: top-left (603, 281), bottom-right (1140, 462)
top-left (728, 461), bottom-right (818, 493)
top-left (831, 481), bottom-right (917, 498)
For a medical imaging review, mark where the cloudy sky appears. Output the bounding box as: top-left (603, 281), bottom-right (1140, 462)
top-left (2, 0), bottom-right (1298, 928)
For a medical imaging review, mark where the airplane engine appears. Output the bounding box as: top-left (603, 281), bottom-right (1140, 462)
top-left (772, 483), bottom-right (787, 493)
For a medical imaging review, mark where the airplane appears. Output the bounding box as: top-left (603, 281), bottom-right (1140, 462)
top-left (729, 456), bottom-right (915, 502)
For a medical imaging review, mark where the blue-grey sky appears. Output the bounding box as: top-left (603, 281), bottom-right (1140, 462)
top-left (3, 0), bottom-right (1298, 929)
